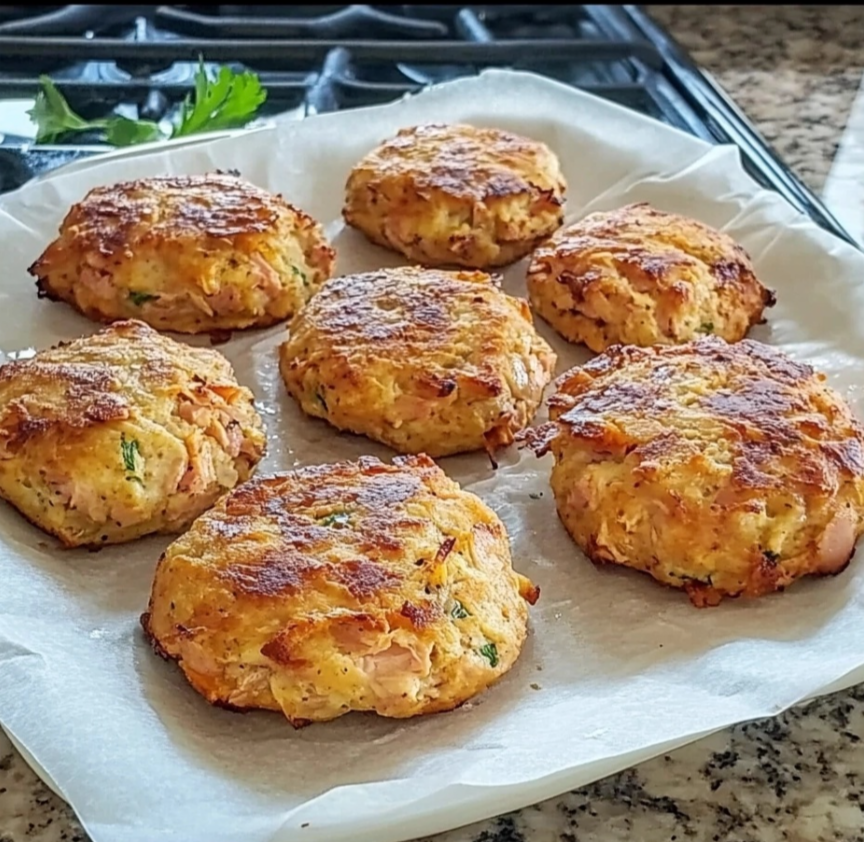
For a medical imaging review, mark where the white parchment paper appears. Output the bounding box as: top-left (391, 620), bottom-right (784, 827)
top-left (2, 70), bottom-right (864, 842)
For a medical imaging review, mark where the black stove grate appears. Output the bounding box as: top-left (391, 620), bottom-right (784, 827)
top-left (0, 4), bottom-right (854, 248)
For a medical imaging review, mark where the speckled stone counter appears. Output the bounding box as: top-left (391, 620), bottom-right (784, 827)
top-left (5, 685), bottom-right (864, 842)
top-left (4, 6), bottom-right (864, 842)
top-left (647, 4), bottom-right (864, 194)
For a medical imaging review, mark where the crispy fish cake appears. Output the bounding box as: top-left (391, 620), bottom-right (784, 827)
top-left (343, 123), bottom-right (566, 269)
top-left (141, 454), bottom-right (539, 726)
top-left (0, 320), bottom-right (266, 548)
top-left (279, 266), bottom-right (557, 458)
top-left (526, 337), bottom-right (864, 606)
top-left (526, 203), bottom-right (775, 352)
top-left (29, 173), bottom-right (335, 334)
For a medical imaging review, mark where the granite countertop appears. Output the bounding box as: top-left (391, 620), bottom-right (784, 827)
top-left (648, 4), bottom-right (864, 196)
top-left (4, 5), bottom-right (864, 842)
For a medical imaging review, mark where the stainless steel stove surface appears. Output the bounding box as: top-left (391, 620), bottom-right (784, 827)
top-left (0, 4), bottom-right (853, 245)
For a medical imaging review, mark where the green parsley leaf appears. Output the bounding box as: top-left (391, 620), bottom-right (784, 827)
top-left (478, 642), bottom-right (499, 668)
top-left (28, 62), bottom-right (266, 148)
top-left (28, 77), bottom-right (161, 145)
top-left (28, 76), bottom-right (96, 143)
top-left (700, 321), bottom-right (715, 334)
top-left (318, 512), bottom-right (351, 528)
top-left (129, 291), bottom-right (160, 306)
top-left (450, 600), bottom-right (470, 620)
top-left (292, 266), bottom-right (309, 287)
top-left (104, 115), bottom-right (163, 147)
top-left (172, 63), bottom-right (267, 139)
top-left (120, 434), bottom-right (142, 479)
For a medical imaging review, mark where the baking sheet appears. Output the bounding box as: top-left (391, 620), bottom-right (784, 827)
top-left (2, 69), bottom-right (864, 842)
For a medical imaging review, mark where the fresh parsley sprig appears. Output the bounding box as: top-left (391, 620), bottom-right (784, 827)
top-left (120, 434), bottom-right (143, 484)
top-left (478, 642), bottom-right (499, 668)
top-left (173, 65), bottom-right (267, 137)
top-left (28, 61), bottom-right (267, 147)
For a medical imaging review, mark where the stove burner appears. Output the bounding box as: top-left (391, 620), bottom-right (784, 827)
top-left (395, 62), bottom-right (471, 86)
top-left (0, 5), bottom-right (153, 36)
top-left (97, 61), bottom-right (199, 86)
top-left (111, 16), bottom-right (184, 80)
top-left (0, 2), bottom-right (855, 252)
top-left (0, 6), bottom-right (62, 23)
top-left (394, 8), bottom-right (482, 86)
top-left (157, 5), bottom-right (449, 40)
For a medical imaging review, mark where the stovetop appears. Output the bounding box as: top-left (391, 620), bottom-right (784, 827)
top-left (0, 4), bottom-right (854, 246)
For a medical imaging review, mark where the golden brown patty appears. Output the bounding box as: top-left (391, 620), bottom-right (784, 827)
top-left (343, 123), bottom-right (566, 269)
top-left (279, 266), bottom-right (557, 457)
top-left (141, 454), bottom-right (539, 726)
top-left (0, 320), bottom-right (266, 548)
top-left (526, 203), bottom-right (775, 352)
top-left (29, 173), bottom-right (335, 334)
top-left (526, 336), bottom-right (864, 606)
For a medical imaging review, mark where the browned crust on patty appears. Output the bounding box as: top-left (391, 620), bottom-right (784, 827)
top-left (526, 202), bottom-right (775, 351)
top-left (29, 173), bottom-right (335, 334)
top-left (0, 320), bottom-right (227, 455)
top-left (527, 336), bottom-right (864, 606)
top-left (142, 453), bottom-right (537, 723)
top-left (0, 318), bottom-right (266, 548)
top-left (548, 338), bottom-right (864, 490)
top-left (343, 123), bottom-right (566, 268)
top-left (32, 174), bottom-right (300, 266)
top-left (279, 266), bottom-right (556, 457)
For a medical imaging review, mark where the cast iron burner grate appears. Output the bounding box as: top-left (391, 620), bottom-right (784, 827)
top-left (0, 4), bottom-right (853, 247)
